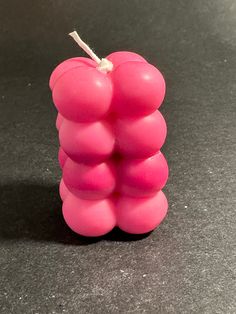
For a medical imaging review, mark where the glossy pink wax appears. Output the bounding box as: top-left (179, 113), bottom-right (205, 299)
top-left (59, 119), bottom-right (115, 163)
top-left (114, 110), bottom-right (167, 158)
top-left (111, 61), bottom-right (166, 117)
top-left (116, 190), bottom-right (168, 234)
top-left (63, 158), bottom-right (116, 200)
top-left (50, 51), bottom-right (168, 237)
top-left (53, 67), bottom-right (113, 122)
top-left (117, 152), bottom-right (169, 197)
top-left (63, 193), bottom-right (116, 237)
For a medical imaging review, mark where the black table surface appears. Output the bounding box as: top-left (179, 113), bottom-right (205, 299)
top-left (0, 1), bottom-right (236, 313)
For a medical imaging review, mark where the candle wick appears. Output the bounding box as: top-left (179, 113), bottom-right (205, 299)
top-left (69, 31), bottom-right (113, 73)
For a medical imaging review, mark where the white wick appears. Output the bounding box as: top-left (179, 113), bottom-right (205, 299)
top-left (69, 31), bottom-right (113, 73)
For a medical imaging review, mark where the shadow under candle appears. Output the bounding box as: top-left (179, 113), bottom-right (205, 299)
top-left (0, 181), bottom-right (151, 246)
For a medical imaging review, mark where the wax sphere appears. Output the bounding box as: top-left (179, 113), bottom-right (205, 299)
top-left (106, 51), bottom-right (146, 69)
top-left (59, 119), bottom-right (115, 163)
top-left (118, 152), bottom-right (168, 197)
top-left (111, 61), bottom-right (165, 117)
top-left (52, 67), bottom-right (113, 122)
top-left (62, 194), bottom-right (116, 237)
top-left (58, 147), bottom-right (68, 169)
top-left (59, 179), bottom-right (69, 201)
top-left (115, 110), bottom-right (167, 158)
top-left (116, 190), bottom-right (168, 234)
top-left (63, 158), bottom-right (116, 200)
top-left (49, 57), bottom-right (96, 90)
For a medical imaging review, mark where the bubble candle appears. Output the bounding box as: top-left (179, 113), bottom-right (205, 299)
top-left (50, 31), bottom-right (168, 237)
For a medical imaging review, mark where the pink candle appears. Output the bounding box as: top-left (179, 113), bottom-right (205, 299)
top-left (50, 32), bottom-right (168, 237)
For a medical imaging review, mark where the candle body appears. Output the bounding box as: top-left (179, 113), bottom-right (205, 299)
top-left (50, 52), bottom-right (168, 237)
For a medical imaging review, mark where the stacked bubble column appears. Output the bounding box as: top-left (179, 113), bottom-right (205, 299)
top-left (58, 115), bottom-right (117, 237)
top-left (50, 51), bottom-right (168, 237)
top-left (50, 56), bottom-right (117, 237)
top-left (109, 54), bottom-right (168, 235)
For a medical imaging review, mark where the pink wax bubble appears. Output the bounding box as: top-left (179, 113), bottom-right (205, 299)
top-left (63, 158), bottom-right (116, 200)
top-left (116, 190), bottom-right (168, 234)
top-left (118, 152), bottom-right (168, 197)
top-left (59, 179), bottom-right (69, 201)
top-left (59, 119), bottom-right (115, 163)
top-left (56, 113), bottom-right (64, 131)
top-left (115, 110), bottom-right (167, 158)
top-left (52, 67), bottom-right (113, 122)
top-left (58, 147), bottom-right (68, 169)
top-left (106, 51), bottom-right (147, 69)
top-left (111, 61), bottom-right (166, 117)
top-left (62, 193), bottom-right (116, 237)
top-left (49, 57), bottom-right (96, 90)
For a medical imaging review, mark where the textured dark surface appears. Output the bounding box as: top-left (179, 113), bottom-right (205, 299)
top-left (0, 1), bottom-right (236, 313)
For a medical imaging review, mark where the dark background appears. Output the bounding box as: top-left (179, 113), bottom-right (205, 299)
top-left (0, 1), bottom-right (236, 313)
